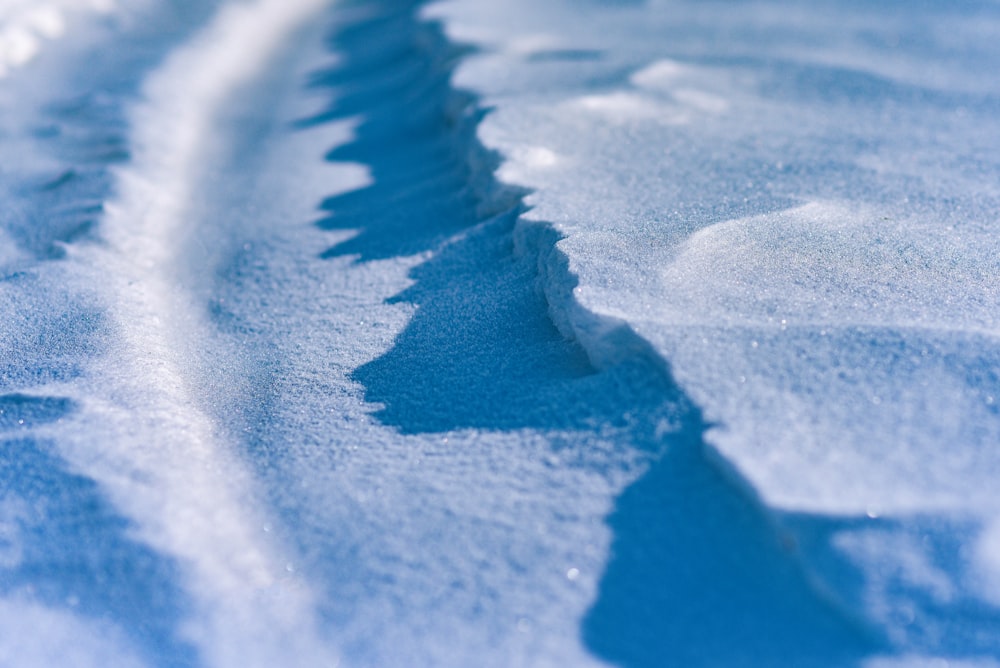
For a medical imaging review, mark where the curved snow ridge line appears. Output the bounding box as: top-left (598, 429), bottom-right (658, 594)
top-left (513, 219), bottom-right (668, 375)
top-left (64, 0), bottom-right (339, 666)
top-left (513, 216), bottom-right (892, 653)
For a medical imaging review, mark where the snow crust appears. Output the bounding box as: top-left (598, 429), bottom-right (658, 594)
top-left (429, 0), bottom-right (1000, 660)
top-left (431, 0), bottom-right (1000, 512)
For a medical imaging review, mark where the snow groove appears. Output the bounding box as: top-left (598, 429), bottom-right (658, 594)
top-left (53, 0), bottom-right (340, 665)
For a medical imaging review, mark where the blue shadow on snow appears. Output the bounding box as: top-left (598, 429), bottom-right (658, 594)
top-left (309, 1), bottom-right (893, 665)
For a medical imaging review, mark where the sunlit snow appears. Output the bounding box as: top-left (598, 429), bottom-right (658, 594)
top-left (1, 0), bottom-right (998, 666)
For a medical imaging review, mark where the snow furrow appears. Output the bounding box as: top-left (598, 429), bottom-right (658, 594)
top-left (46, 0), bottom-right (340, 665)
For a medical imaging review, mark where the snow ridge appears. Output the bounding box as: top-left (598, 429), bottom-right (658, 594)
top-left (430, 0), bottom-right (1000, 661)
top-left (5, 0), bottom-right (996, 664)
top-left (303, 1), bottom-right (879, 664)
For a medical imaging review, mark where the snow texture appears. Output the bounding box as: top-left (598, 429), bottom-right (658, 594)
top-left (0, 0), bottom-right (998, 666)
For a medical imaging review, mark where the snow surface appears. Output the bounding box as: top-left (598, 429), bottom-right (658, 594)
top-left (431, 0), bottom-right (1000, 660)
top-left (0, 0), bottom-right (117, 77)
top-left (1, 0), bottom-right (999, 666)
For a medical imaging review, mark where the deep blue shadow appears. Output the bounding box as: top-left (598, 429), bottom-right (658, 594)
top-left (353, 212), bottom-right (683, 433)
top-left (582, 436), bottom-right (876, 667)
top-left (301, 0), bottom-right (508, 263)
top-left (0, 310), bottom-right (197, 663)
top-left (0, 431), bottom-right (197, 666)
top-left (309, 1), bottom-right (886, 665)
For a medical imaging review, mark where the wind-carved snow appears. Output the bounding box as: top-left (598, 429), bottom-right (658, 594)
top-left (432, 0), bottom-right (1000, 661)
top-left (644, 200), bottom-right (1000, 512)
top-left (2, 0), bottom-right (1000, 664)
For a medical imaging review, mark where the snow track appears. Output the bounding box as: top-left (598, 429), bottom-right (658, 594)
top-left (26, 0), bottom-right (338, 665)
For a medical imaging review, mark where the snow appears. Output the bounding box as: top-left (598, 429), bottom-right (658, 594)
top-left (433, 0), bottom-right (1000, 660)
top-left (0, 0), bottom-right (117, 76)
top-left (1, 0), bottom-right (999, 665)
